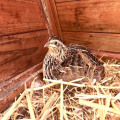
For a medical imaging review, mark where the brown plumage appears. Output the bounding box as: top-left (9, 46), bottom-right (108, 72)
top-left (43, 36), bottom-right (105, 83)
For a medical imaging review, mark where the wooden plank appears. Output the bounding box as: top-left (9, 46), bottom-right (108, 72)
top-left (55, 0), bottom-right (76, 2)
top-left (20, 0), bottom-right (39, 2)
top-left (48, 0), bottom-right (63, 38)
top-left (0, 63), bottom-right (43, 113)
top-left (0, 0), bottom-right (46, 36)
top-left (40, 0), bottom-right (58, 37)
top-left (92, 50), bottom-right (120, 60)
top-left (0, 30), bottom-right (48, 83)
top-left (56, 0), bottom-right (120, 33)
top-left (63, 32), bottom-right (120, 52)
top-left (39, 0), bottom-right (62, 37)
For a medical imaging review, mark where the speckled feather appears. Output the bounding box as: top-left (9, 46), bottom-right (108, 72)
top-left (43, 36), bottom-right (105, 82)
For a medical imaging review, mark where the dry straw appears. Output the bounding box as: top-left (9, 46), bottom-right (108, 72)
top-left (1, 60), bottom-right (120, 120)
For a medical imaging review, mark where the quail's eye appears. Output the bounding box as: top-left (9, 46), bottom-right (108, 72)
top-left (55, 42), bottom-right (57, 45)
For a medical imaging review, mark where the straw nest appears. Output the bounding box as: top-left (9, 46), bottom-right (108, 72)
top-left (1, 59), bottom-right (120, 120)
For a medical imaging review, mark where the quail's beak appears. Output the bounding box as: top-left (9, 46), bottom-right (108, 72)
top-left (44, 41), bottom-right (49, 48)
top-left (44, 41), bottom-right (56, 48)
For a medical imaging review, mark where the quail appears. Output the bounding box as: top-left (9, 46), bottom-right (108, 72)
top-left (43, 36), bottom-right (105, 83)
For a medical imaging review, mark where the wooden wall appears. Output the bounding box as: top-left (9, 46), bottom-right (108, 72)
top-left (1, 0), bottom-right (120, 112)
top-left (0, 0), bottom-right (48, 112)
top-left (49, 0), bottom-right (120, 55)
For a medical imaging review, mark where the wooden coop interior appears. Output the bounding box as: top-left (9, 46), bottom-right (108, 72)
top-left (0, 0), bottom-right (120, 112)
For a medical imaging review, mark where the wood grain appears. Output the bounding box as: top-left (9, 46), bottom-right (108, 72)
top-left (56, 0), bottom-right (120, 33)
top-left (63, 32), bottom-right (120, 52)
top-left (0, 63), bottom-right (43, 113)
top-left (49, 0), bottom-right (63, 38)
top-left (0, 30), bottom-right (48, 83)
top-left (55, 0), bottom-right (76, 2)
top-left (40, 0), bottom-right (58, 37)
top-left (0, 0), bottom-right (46, 36)
top-left (92, 50), bottom-right (120, 60)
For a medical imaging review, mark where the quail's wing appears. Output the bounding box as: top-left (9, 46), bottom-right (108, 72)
top-left (67, 44), bottom-right (105, 81)
top-left (68, 44), bottom-right (103, 66)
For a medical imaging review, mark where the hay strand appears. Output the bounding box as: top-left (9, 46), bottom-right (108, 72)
top-left (1, 60), bottom-right (120, 120)
top-left (1, 91), bottom-right (26, 120)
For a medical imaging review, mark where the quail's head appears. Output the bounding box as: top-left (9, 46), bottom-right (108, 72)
top-left (44, 36), bottom-right (68, 57)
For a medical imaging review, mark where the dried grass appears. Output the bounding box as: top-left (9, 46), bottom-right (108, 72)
top-left (1, 59), bottom-right (120, 120)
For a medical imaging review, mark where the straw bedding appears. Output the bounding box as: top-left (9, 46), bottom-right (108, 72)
top-left (1, 59), bottom-right (120, 120)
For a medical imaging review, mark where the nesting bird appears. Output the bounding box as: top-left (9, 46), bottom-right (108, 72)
top-left (43, 36), bottom-right (105, 83)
